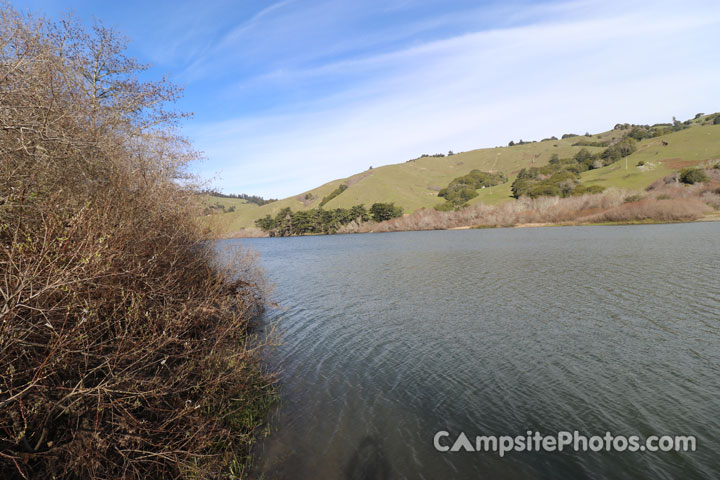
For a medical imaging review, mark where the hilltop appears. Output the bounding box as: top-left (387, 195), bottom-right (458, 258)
top-left (202, 113), bottom-right (720, 236)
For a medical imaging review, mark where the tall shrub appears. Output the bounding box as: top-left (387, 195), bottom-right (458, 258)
top-left (0, 6), bottom-right (273, 479)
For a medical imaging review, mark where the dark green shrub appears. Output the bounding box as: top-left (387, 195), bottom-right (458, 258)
top-left (679, 168), bottom-right (709, 185)
top-left (438, 169), bottom-right (507, 206)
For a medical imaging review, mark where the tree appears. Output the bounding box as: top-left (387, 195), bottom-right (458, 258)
top-left (600, 138), bottom-right (636, 165)
top-left (350, 204), bottom-right (370, 222)
top-left (573, 148), bottom-right (595, 170)
top-left (370, 202), bottom-right (403, 222)
top-left (255, 215), bottom-right (276, 232)
top-left (254, 204), bottom-right (375, 235)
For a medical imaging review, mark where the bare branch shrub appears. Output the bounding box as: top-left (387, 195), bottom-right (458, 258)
top-left (339, 182), bottom-right (716, 234)
top-left (579, 198), bottom-right (710, 223)
top-left (1, 5), bottom-right (273, 479)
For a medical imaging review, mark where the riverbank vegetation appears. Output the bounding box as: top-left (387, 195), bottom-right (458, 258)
top-left (255, 202), bottom-right (403, 236)
top-left (201, 110), bottom-right (720, 235)
top-left (337, 165), bottom-right (720, 233)
top-left (0, 6), bottom-right (273, 479)
top-left (248, 163), bottom-right (720, 237)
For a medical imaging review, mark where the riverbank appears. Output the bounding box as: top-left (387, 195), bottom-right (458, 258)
top-left (221, 189), bottom-right (720, 238)
top-left (225, 214), bottom-right (720, 238)
top-left (510, 213), bottom-right (720, 229)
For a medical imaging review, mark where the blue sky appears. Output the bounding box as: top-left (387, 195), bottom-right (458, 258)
top-left (13, 0), bottom-right (720, 198)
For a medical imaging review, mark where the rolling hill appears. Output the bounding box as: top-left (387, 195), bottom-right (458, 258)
top-left (202, 113), bottom-right (720, 236)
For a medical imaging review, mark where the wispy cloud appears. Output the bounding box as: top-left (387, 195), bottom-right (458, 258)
top-left (183, 0), bottom-right (720, 197)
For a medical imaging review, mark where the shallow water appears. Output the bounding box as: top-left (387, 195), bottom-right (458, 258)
top-left (225, 222), bottom-right (720, 479)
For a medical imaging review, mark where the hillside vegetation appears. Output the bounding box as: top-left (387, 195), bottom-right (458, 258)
top-left (205, 114), bottom-right (720, 236)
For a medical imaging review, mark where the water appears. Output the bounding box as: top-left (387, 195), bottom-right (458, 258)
top-left (224, 222), bottom-right (720, 479)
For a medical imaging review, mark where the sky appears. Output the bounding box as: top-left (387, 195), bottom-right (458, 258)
top-left (13, 0), bottom-right (720, 198)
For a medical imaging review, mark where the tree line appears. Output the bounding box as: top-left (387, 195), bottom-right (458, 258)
top-left (201, 189), bottom-right (277, 206)
top-left (255, 202), bottom-right (403, 236)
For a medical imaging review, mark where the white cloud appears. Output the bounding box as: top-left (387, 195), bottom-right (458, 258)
top-left (187, 0), bottom-right (720, 197)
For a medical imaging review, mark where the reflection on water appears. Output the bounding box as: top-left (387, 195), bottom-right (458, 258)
top-left (225, 222), bottom-right (720, 479)
top-left (345, 436), bottom-right (390, 480)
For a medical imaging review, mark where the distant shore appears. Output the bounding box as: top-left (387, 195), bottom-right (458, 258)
top-left (222, 212), bottom-right (720, 238)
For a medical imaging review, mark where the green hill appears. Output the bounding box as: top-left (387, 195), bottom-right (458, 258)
top-left (203, 113), bottom-right (720, 236)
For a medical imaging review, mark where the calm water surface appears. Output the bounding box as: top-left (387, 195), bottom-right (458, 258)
top-left (225, 223), bottom-right (720, 479)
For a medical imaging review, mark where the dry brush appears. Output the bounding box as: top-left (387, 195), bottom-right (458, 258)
top-left (1, 6), bottom-right (273, 479)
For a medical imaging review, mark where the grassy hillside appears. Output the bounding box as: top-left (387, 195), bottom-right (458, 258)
top-left (205, 114), bottom-right (720, 235)
top-left (200, 194), bottom-right (249, 210)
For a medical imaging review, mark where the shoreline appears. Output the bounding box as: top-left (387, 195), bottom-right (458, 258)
top-left (221, 213), bottom-right (720, 239)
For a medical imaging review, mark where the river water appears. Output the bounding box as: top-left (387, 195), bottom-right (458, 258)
top-left (225, 222), bottom-right (720, 479)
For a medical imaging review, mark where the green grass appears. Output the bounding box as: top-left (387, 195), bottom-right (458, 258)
top-left (469, 179), bottom-right (516, 205)
top-left (581, 124), bottom-right (720, 191)
top-left (199, 194), bottom-right (250, 209)
top-left (206, 119), bottom-right (720, 235)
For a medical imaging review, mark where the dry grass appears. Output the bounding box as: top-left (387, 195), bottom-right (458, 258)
top-left (580, 198), bottom-right (710, 223)
top-left (1, 6), bottom-right (273, 479)
top-left (340, 177), bottom-right (719, 233)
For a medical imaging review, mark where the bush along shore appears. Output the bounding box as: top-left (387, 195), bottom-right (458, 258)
top-left (0, 6), bottom-right (274, 479)
top-left (339, 165), bottom-right (720, 233)
top-left (255, 202), bottom-right (403, 236)
top-left (247, 164), bottom-right (720, 237)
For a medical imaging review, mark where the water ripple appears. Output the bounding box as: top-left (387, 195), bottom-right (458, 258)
top-left (228, 223), bottom-right (720, 479)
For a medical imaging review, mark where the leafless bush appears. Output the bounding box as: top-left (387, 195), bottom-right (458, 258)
top-left (700, 190), bottom-right (720, 209)
top-left (580, 198), bottom-right (710, 223)
top-left (340, 190), bottom-right (630, 233)
top-left (1, 6), bottom-right (273, 479)
top-left (339, 182), bottom-right (717, 234)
